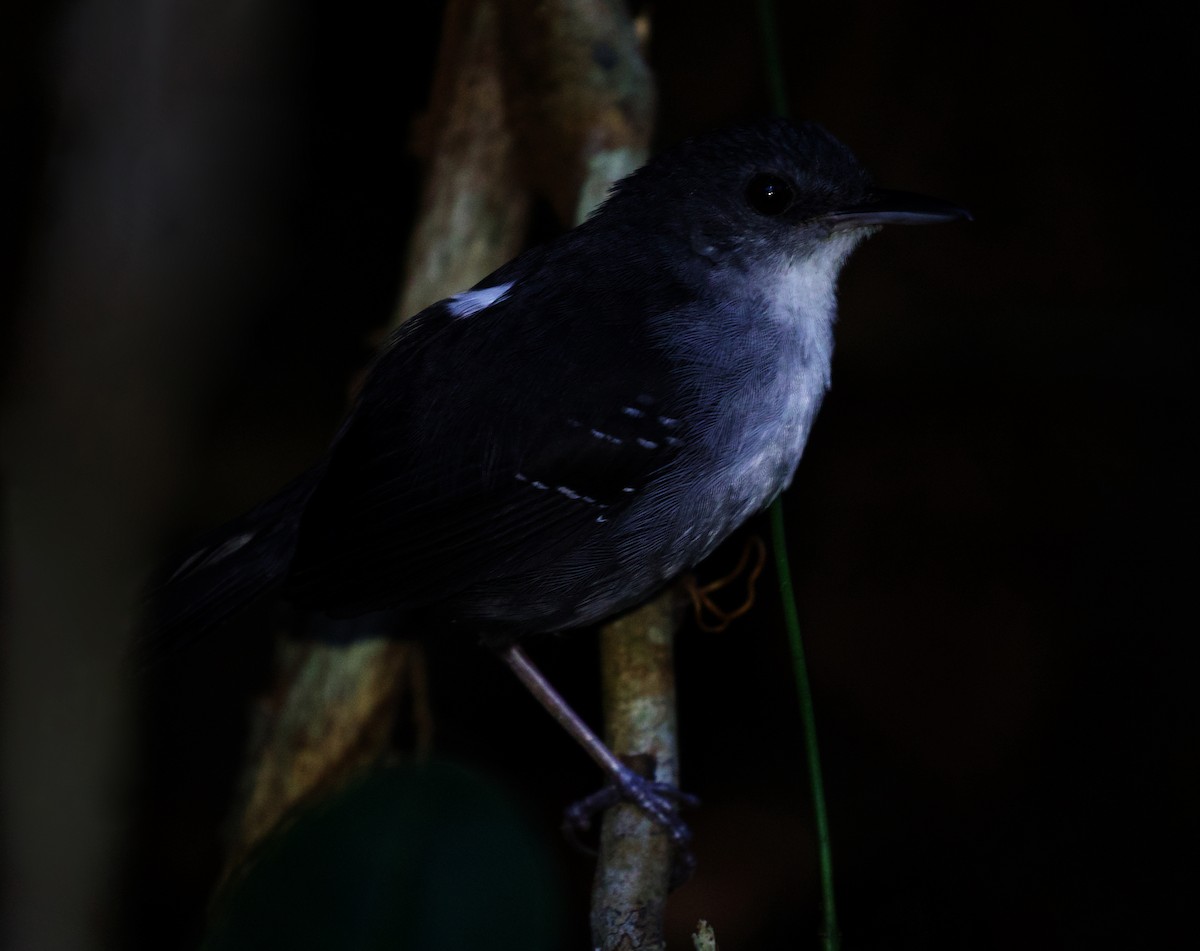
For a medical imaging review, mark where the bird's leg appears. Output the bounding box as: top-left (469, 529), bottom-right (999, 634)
top-left (497, 643), bottom-right (697, 851)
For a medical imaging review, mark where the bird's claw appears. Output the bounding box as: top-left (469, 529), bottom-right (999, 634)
top-left (563, 765), bottom-right (699, 883)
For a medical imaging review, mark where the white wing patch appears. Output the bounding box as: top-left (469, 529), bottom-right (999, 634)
top-left (169, 531), bottom-right (257, 581)
top-left (446, 281), bottom-right (515, 319)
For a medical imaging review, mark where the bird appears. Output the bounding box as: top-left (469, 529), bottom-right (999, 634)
top-left (144, 117), bottom-right (968, 853)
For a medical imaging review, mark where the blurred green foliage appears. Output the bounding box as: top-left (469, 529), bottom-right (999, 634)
top-left (203, 760), bottom-right (564, 951)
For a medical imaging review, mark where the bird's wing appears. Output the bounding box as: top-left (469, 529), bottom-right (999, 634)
top-left (285, 271), bottom-right (696, 623)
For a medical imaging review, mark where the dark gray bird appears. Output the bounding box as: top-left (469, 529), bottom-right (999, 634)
top-left (146, 118), bottom-right (968, 848)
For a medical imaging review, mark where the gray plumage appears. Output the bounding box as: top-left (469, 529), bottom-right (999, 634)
top-left (145, 119), bottom-right (967, 648)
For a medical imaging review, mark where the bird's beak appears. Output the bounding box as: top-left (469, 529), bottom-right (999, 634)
top-left (825, 189), bottom-right (972, 230)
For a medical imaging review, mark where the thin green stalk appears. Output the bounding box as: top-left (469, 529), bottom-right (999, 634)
top-left (770, 499), bottom-right (839, 951)
top-left (756, 0), bottom-right (790, 117)
top-left (757, 5), bottom-right (841, 945)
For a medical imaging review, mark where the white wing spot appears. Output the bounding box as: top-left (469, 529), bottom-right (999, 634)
top-left (636, 437), bottom-right (658, 449)
top-left (174, 531), bottom-right (257, 579)
top-left (518, 476), bottom-right (603, 507)
top-left (622, 406), bottom-right (645, 418)
top-left (446, 281), bottom-right (515, 319)
top-left (657, 416), bottom-right (679, 427)
top-left (591, 429), bottom-right (623, 445)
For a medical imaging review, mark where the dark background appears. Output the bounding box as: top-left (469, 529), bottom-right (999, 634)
top-left (3, 1), bottom-right (1189, 948)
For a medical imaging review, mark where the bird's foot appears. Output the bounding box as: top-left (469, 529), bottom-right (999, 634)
top-left (564, 764), bottom-right (699, 883)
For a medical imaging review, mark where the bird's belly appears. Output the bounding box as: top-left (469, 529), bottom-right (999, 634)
top-left (555, 407), bottom-right (817, 629)
top-left (458, 361), bottom-right (825, 633)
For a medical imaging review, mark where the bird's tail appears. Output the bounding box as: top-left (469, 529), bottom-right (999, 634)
top-left (138, 467), bottom-right (323, 663)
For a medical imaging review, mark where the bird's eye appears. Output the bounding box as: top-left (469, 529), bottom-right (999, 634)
top-left (745, 173), bottom-right (795, 216)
